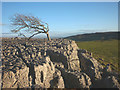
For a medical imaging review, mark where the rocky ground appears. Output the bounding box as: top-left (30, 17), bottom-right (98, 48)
top-left (1, 38), bottom-right (120, 89)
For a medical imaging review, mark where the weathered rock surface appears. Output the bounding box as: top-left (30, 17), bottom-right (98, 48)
top-left (34, 56), bottom-right (63, 88)
top-left (78, 49), bottom-right (103, 81)
top-left (2, 56), bottom-right (64, 88)
top-left (50, 68), bottom-right (64, 88)
top-left (78, 49), bottom-right (120, 88)
top-left (57, 67), bottom-right (92, 88)
top-left (1, 38), bottom-right (120, 89)
top-left (103, 76), bottom-right (120, 88)
top-left (46, 40), bottom-right (80, 71)
top-left (2, 66), bottom-right (29, 88)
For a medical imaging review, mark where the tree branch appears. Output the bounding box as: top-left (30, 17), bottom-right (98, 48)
top-left (28, 31), bottom-right (44, 40)
top-left (11, 26), bottom-right (26, 33)
top-left (11, 14), bottom-right (51, 41)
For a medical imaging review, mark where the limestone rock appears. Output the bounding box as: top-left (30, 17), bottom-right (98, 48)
top-left (103, 76), bottom-right (120, 88)
top-left (35, 56), bottom-right (56, 88)
top-left (78, 72), bottom-right (92, 88)
top-left (93, 75), bottom-right (120, 88)
top-left (2, 38), bottom-right (120, 89)
top-left (78, 49), bottom-right (103, 81)
top-left (46, 39), bottom-right (81, 71)
top-left (50, 68), bottom-right (64, 88)
top-left (2, 56), bottom-right (64, 88)
top-left (2, 71), bottom-right (17, 88)
top-left (58, 68), bottom-right (91, 88)
top-left (2, 66), bottom-right (29, 88)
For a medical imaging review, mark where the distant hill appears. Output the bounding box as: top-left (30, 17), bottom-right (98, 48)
top-left (65, 32), bottom-right (120, 41)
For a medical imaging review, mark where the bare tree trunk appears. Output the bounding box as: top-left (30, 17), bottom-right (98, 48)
top-left (46, 32), bottom-right (51, 41)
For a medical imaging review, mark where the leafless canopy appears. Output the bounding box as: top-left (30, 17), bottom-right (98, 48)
top-left (11, 14), bottom-right (51, 41)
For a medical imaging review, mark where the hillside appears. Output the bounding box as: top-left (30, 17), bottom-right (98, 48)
top-left (76, 40), bottom-right (119, 71)
top-left (65, 31), bottom-right (120, 41)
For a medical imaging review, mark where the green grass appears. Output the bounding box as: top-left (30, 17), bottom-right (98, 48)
top-left (76, 39), bottom-right (119, 71)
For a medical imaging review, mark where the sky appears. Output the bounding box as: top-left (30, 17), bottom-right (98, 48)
top-left (1, 2), bottom-right (118, 38)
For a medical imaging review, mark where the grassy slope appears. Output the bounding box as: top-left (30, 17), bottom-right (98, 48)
top-left (76, 39), bottom-right (119, 71)
top-left (65, 32), bottom-right (119, 41)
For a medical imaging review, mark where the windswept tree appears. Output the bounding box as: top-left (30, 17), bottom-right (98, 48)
top-left (11, 14), bottom-right (51, 41)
